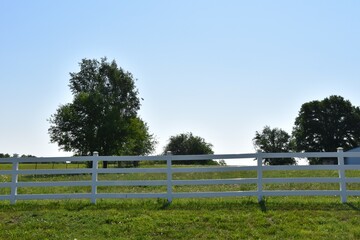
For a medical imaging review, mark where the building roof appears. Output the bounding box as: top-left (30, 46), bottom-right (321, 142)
top-left (345, 147), bottom-right (360, 165)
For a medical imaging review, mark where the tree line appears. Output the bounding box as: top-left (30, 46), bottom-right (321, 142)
top-left (254, 95), bottom-right (360, 165)
top-left (3, 58), bottom-right (359, 166)
top-left (0, 154), bottom-right (36, 158)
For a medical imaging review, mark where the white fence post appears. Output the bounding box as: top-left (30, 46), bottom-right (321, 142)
top-left (91, 151), bottom-right (99, 204)
top-left (10, 154), bottom-right (19, 204)
top-left (166, 151), bottom-right (173, 203)
top-left (337, 147), bottom-right (347, 203)
top-left (257, 150), bottom-right (263, 202)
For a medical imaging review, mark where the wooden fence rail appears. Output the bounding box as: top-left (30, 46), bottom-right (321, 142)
top-left (2, 148), bottom-right (360, 204)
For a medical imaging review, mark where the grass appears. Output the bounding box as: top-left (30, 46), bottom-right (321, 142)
top-left (1, 163), bottom-right (360, 239)
top-left (1, 197), bottom-right (360, 239)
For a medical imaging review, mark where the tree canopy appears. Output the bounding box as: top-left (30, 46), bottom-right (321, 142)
top-left (163, 132), bottom-right (216, 165)
top-left (253, 126), bottom-right (295, 165)
top-left (48, 58), bottom-right (156, 167)
top-left (293, 95), bottom-right (360, 164)
top-left (0, 153), bottom-right (10, 158)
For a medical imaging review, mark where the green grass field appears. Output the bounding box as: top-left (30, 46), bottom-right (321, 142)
top-left (1, 163), bottom-right (360, 239)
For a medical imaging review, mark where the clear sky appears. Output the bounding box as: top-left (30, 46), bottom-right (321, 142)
top-left (1, 1), bottom-right (360, 162)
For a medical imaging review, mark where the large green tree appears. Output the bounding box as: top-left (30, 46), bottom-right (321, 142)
top-left (163, 132), bottom-right (216, 165)
top-left (293, 95), bottom-right (360, 164)
top-left (48, 58), bottom-right (156, 167)
top-left (253, 126), bottom-right (295, 165)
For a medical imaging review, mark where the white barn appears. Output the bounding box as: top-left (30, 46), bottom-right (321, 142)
top-left (344, 147), bottom-right (360, 165)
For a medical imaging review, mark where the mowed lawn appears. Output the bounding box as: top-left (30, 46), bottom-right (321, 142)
top-left (1, 163), bottom-right (360, 239)
top-left (1, 197), bottom-right (360, 240)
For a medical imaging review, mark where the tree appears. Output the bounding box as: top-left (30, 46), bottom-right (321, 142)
top-left (21, 154), bottom-right (36, 158)
top-left (0, 153), bottom-right (10, 158)
top-left (48, 58), bottom-right (156, 168)
top-left (293, 95), bottom-right (360, 164)
top-left (253, 126), bottom-right (295, 165)
top-left (0, 153), bottom-right (36, 158)
top-left (163, 132), bottom-right (216, 165)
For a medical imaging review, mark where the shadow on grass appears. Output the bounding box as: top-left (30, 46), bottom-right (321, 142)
top-left (345, 202), bottom-right (360, 211)
top-left (1, 196), bottom-right (360, 212)
top-left (259, 200), bottom-right (267, 212)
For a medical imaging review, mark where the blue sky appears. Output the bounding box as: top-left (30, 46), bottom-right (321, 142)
top-left (1, 1), bottom-right (360, 160)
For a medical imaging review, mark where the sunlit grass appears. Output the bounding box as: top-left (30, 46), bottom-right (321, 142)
top-left (1, 197), bottom-right (360, 239)
top-left (2, 163), bottom-right (360, 239)
top-left (2, 163), bottom-right (360, 195)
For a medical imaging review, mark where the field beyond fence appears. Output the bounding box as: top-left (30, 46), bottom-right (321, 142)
top-left (2, 149), bottom-right (360, 204)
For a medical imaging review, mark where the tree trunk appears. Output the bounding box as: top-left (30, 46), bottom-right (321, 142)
top-left (102, 161), bottom-right (108, 168)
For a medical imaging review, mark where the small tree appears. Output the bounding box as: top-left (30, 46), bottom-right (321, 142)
top-left (163, 132), bottom-right (216, 165)
top-left (0, 153), bottom-right (10, 158)
top-left (253, 126), bottom-right (295, 165)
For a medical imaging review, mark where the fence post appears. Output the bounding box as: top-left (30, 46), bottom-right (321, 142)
top-left (337, 147), bottom-right (347, 203)
top-left (10, 154), bottom-right (19, 205)
top-left (91, 151), bottom-right (99, 204)
top-left (166, 151), bottom-right (173, 203)
top-left (256, 150), bottom-right (263, 202)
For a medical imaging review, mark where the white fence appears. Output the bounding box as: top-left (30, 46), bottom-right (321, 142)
top-left (1, 148), bottom-right (360, 204)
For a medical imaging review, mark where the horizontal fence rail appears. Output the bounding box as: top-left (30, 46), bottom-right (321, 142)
top-left (2, 149), bottom-right (360, 204)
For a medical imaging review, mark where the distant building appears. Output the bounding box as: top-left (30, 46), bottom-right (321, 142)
top-left (344, 147), bottom-right (360, 165)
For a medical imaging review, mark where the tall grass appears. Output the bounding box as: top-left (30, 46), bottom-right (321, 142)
top-left (1, 163), bottom-right (360, 195)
